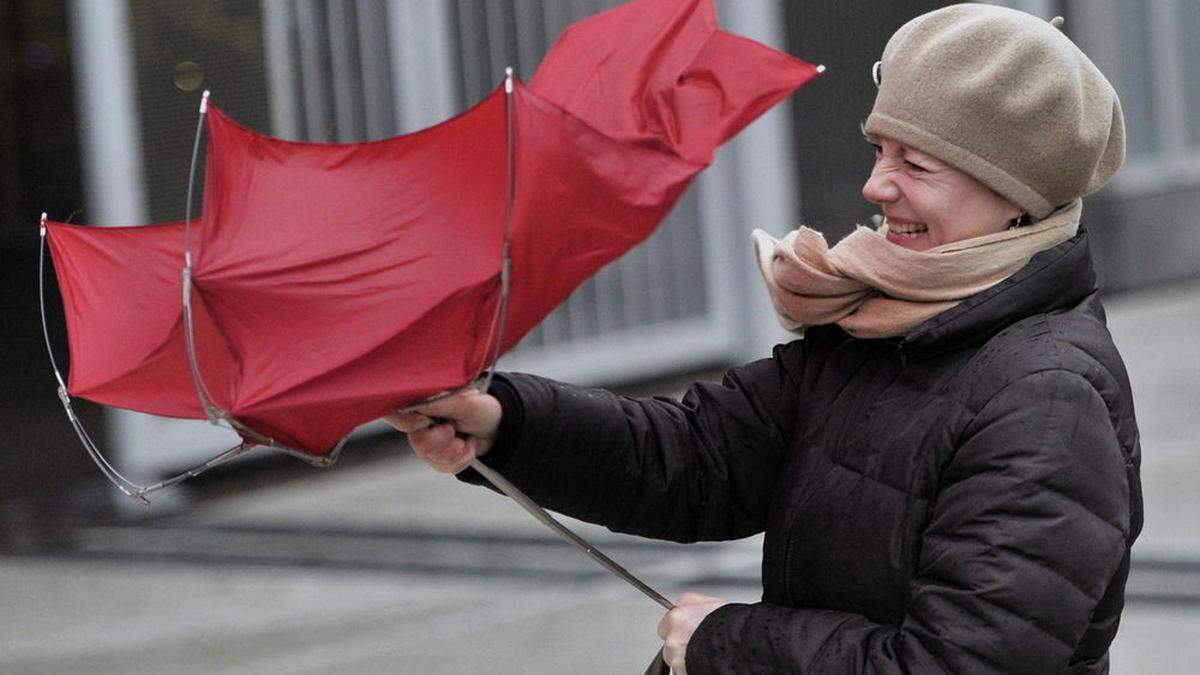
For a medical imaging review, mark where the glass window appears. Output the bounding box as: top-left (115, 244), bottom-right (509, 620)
top-left (1175, 0), bottom-right (1200, 148)
top-left (1111, 0), bottom-right (1161, 160)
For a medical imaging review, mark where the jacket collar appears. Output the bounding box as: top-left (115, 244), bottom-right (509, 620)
top-left (900, 228), bottom-right (1097, 360)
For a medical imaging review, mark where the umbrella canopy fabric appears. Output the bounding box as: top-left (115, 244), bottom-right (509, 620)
top-left (45, 0), bottom-right (819, 455)
top-left (46, 219), bottom-right (235, 419)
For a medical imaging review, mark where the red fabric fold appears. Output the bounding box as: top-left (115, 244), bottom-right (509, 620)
top-left (530, 0), bottom-right (816, 164)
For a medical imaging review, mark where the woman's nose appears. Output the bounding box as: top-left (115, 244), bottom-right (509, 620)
top-left (862, 167), bottom-right (899, 204)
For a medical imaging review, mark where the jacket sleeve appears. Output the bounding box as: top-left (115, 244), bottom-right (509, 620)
top-left (460, 341), bottom-right (806, 543)
top-left (686, 369), bottom-right (1134, 673)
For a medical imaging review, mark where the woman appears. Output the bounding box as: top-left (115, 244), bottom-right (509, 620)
top-left (387, 5), bottom-right (1141, 673)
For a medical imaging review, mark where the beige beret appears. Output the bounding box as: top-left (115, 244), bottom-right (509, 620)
top-left (864, 4), bottom-right (1125, 220)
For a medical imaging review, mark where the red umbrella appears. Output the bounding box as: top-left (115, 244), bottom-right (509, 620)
top-left (41, 1), bottom-right (820, 638)
top-left (44, 0), bottom-right (818, 464)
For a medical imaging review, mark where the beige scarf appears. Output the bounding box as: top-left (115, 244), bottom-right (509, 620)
top-left (752, 199), bottom-right (1082, 339)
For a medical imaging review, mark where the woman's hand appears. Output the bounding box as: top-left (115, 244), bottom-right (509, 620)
top-left (657, 592), bottom-right (729, 675)
top-left (383, 388), bottom-right (502, 474)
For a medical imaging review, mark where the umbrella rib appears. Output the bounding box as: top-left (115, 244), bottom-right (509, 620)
top-left (181, 89), bottom-right (229, 426)
top-left (467, 69), bottom-right (673, 613)
top-left (40, 214), bottom-right (261, 502)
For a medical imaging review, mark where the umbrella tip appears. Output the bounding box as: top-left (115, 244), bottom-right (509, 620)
top-left (504, 66), bottom-right (514, 93)
top-left (816, 64), bottom-right (826, 74)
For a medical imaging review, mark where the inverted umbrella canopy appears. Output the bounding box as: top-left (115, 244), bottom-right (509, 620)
top-left (44, 0), bottom-right (820, 457)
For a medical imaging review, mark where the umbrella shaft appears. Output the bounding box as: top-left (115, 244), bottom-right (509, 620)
top-left (469, 458), bottom-right (674, 610)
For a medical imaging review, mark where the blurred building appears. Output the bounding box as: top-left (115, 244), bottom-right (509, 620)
top-left (1, 0), bottom-right (1197, 520)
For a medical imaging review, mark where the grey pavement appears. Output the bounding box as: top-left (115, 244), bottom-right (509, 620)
top-left (2, 280), bottom-right (1198, 674)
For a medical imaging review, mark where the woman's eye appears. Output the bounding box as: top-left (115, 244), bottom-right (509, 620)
top-left (906, 160), bottom-right (927, 172)
top-left (869, 143), bottom-right (882, 155)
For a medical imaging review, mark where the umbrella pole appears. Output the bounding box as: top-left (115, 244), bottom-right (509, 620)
top-left (469, 68), bottom-right (673, 614)
top-left (469, 457), bottom-right (674, 611)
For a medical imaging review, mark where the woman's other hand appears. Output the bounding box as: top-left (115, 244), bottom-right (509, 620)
top-left (657, 592), bottom-right (729, 675)
top-left (383, 388), bottom-right (502, 474)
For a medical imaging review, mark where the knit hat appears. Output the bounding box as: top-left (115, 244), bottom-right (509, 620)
top-left (863, 4), bottom-right (1125, 220)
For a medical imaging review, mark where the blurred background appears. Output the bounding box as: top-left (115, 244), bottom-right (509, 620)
top-left (1, 0), bottom-right (1197, 672)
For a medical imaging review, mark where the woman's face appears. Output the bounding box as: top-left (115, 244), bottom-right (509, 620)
top-left (861, 135), bottom-right (1022, 251)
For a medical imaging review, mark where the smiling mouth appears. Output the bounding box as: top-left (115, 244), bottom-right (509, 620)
top-left (883, 217), bottom-right (929, 238)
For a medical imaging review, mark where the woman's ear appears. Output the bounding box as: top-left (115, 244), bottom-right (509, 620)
top-left (1004, 200), bottom-right (1024, 225)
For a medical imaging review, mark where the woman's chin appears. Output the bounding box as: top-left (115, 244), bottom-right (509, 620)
top-left (885, 230), bottom-right (933, 251)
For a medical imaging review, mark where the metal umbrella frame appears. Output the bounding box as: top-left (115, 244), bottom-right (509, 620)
top-left (40, 70), bottom-right (673, 613)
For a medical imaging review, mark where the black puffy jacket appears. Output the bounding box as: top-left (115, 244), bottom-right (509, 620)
top-left (471, 230), bottom-right (1142, 673)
